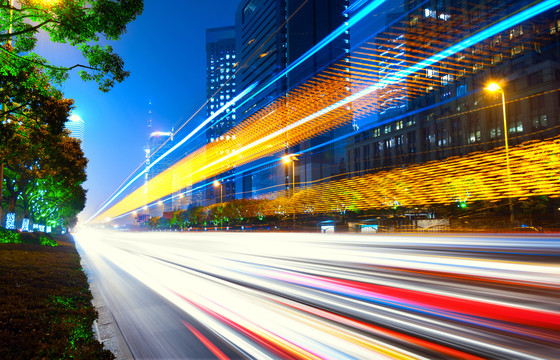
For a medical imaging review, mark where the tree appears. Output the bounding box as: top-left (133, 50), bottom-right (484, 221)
top-left (25, 176), bottom-right (86, 228)
top-left (0, 69), bottom-right (73, 135)
top-left (186, 204), bottom-right (204, 227)
top-left (1, 0), bottom-right (144, 96)
top-left (1, 118), bottom-right (87, 226)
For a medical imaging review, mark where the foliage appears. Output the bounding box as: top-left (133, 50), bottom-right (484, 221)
top-left (142, 195), bottom-right (560, 231)
top-left (1, 116), bottom-right (87, 227)
top-left (0, 0), bottom-right (144, 94)
top-left (0, 230), bottom-right (58, 246)
top-left (0, 69), bottom-right (73, 136)
top-left (0, 227), bottom-right (20, 243)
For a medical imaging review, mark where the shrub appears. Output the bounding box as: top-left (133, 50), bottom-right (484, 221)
top-left (16, 232), bottom-right (58, 247)
top-left (0, 228), bottom-right (21, 244)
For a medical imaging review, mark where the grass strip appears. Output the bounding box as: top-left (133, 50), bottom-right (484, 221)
top-left (0, 235), bottom-right (114, 359)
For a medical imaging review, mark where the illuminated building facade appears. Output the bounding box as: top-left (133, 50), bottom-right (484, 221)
top-left (346, 0), bottom-right (560, 178)
top-left (235, 0), bottom-right (350, 199)
top-left (65, 114), bottom-right (84, 142)
top-left (206, 26), bottom-right (237, 205)
top-left (146, 131), bottom-right (174, 215)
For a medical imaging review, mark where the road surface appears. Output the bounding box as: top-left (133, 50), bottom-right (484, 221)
top-left (75, 230), bottom-right (560, 359)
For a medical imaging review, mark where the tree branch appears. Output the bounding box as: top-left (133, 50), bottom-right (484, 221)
top-left (0, 19), bottom-right (56, 39)
top-left (0, 102), bottom-right (29, 118)
top-left (1, 46), bottom-right (99, 72)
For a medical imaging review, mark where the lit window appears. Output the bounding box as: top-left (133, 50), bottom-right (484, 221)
top-left (424, 8), bottom-right (436, 18)
top-left (457, 84), bottom-right (467, 97)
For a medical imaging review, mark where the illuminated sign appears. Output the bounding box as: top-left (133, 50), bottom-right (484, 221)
top-left (21, 218), bottom-right (30, 232)
top-left (6, 213), bottom-right (15, 230)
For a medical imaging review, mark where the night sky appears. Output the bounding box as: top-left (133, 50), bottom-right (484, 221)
top-left (36, 1), bottom-right (241, 222)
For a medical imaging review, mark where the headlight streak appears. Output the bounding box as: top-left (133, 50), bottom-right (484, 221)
top-left (76, 230), bottom-right (560, 359)
top-left (93, 0), bottom-right (559, 222)
top-left (76, 230), bottom-right (279, 360)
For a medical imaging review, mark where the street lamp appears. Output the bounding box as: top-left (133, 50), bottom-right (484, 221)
top-left (213, 180), bottom-right (223, 230)
top-left (486, 82), bottom-right (514, 226)
top-left (282, 154), bottom-right (298, 197)
top-left (282, 154), bottom-right (298, 230)
top-left (213, 180), bottom-right (223, 203)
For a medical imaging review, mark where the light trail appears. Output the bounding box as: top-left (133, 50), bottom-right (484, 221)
top-left (235, 0), bottom-right (388, 113)
top-left (75, 230), bottom-right (560, 359)
top-left (86, 83), bottom-right (258, 223)
top-left (92, 0), bottom-right (559, 222)
top-left (88, 0), bottom-right (390, 223)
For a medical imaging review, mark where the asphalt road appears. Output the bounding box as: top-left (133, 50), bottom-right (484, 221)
top-left (75, 230), bottom-right (560, 360)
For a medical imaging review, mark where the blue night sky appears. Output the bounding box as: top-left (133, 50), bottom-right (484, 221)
top-left (36, 1), bottom-right (242, 222)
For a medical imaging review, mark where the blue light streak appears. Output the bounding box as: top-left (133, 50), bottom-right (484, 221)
top-left (235, 0), bottom-right (387, 113)
top-left (90, 1), bottom-right (388, 223)
top-left (184, 0), bottom-right (558, 198)
top-left (86, 83), bottom-right (258, 224)
top-left (98, 0), bottom-right (557, 222)
top-left (343, 0), bottom-right (371, 15)
top-left (371, 0), bottom-right (559, 91)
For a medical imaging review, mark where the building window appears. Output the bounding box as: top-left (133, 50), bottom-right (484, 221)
top-left (511, 44), bottom-right (524, 57)
top-left (424, 8), bottom-right (436, 18)
top-left (457, 84), bottom-right (467, 97)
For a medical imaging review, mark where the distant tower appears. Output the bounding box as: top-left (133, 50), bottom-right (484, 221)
top-left (206, 26), bottom-right (237, 205)
top-left (148, 99), bottom-right (153, 131)
top-left (65, 114), bottom-right (85, 142)
top-left (146, 131), bottom-right (174, 216)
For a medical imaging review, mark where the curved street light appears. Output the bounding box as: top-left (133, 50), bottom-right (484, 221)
top-left (485, 82), bottom-right (514, 226)
top-left (282, 154), bottom-right (298, 230)
top-left (213, 180), bottom-right (223, 230)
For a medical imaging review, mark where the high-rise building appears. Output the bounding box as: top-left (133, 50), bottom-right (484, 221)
top-left (65, 114), bottom-right (84, 142)
top-left (206, 26), bottom-right (237, 205)
top-left (234, 0), bottom-right (350, 199)
top-left (146, 130), bottom-right (174, 215)
top-left (345, 0), bottom-right (560, 179)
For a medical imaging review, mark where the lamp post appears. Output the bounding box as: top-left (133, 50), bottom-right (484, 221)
top-left (213, 180), bottom-right (223, 203)
top-left (213, 180), bottom-right (223, 230)
top-left (486, 83), bottom-right (514, 226)
top-left (282, 154), bottom-right (298, 230)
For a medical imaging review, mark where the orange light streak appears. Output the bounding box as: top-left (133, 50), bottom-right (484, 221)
top-left (93, 7), bottom-right (557, 222)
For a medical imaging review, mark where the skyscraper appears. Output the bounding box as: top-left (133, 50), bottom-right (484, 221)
top-left (345, 0), bottom-right (560, 179)
top-left (65, 114), bottom-right (84, 142)
top-left (206, 26), bottom-right (237, 205)
top-left (235, 0), bottom-right (350, 198)
top-left (146, 130), bottom-right (174, 215)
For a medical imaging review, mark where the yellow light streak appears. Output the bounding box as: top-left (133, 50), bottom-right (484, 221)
top-left (93, 9), bottom-right (557, 222)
